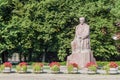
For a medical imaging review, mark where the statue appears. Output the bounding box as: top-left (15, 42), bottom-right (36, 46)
top-left (67, 17), bottom-right (96, 68)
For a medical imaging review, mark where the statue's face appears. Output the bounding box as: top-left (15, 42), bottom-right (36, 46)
top-left (79, 17), bottom-right (85, 24)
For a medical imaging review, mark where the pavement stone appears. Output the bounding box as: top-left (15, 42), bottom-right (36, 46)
top-left (0, 73), bottom-right (120, 80)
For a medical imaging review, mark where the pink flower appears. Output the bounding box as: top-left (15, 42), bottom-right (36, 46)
top-left (68, 63), bottom-right (79, 68)
top-left (19, 62), bottom-right (27, 67)
top-left (3, 62), bottom-right (12, 68)
top-left (85, 62), bottom-right (97, 68)
top-left (109, 62), bottom-right (118, 68)
top-left (49, 62), bottom-right (60, 67)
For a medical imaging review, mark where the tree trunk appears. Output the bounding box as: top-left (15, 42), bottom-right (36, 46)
top-left (42, 52), bottom-right (46, 62)
top-left (19, 53), bottom-right (22, 62)
top-left (28, 48), bottom-right (33, 62)
top-left (42, 48), bottom-right (47, 62)
top-left (1, 50), bottom-right (8, 63)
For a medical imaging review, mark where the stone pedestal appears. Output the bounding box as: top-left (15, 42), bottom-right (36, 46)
top-left (3, 67), bottom-right (11, 73)
top-left (67, 50), bottom-right (96, 68)
top-left (87, 70), bottom-right (97, 74)
top-left (109, 68), bottom-right (118, 74)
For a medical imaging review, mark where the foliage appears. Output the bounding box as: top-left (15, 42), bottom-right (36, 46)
top-left (0, 0), bottom-right (120, 61)
top-left (67, 63), bottom-right (79, 73)
top-left (97, 61), bottom-right (109, 67)
top-left (32, 62), bottom-right (44, 71)
top-left (118, 66), bottom-right (120, 70)
top-left (16, 62), bottom-right (27, 72)
top-left (0, 65), bottom-right (4, 72)
top-left (103, 61), bottom-right (118, 73)
top-left (16, 65), bottom-right (27, 72)
top-left (86, 62), bottom-right (97, 71)
top-left (49, 62), bottom-right (60, 71)
top-left (50, 65), bottom-right (60, 71)
top-left (88, 66), bottom-right (97, 72)
top-left (103, 64), bottom-right (109, 73)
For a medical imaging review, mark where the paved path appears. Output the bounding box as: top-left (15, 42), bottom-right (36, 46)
top-left (0, 73), bottom-right (120, 80)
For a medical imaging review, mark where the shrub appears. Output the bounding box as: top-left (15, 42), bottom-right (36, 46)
top-left (67, 63), bottom-right (79, 73)
top-left (32, 62), bottom-right (44, 71)
top-left (85, 62), bottom-right (97, 71)
top-left (49, 62), bottom-right (60, 71)
top-left (16, 62), bottom-right (27, 72)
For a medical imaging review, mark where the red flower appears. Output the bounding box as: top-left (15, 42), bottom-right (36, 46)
top-left (19, 62), bottom-right (27, 67)
top-left (109, 62), bottom-right (118, 68)
top-left (3, 62), bottom-right (12, 68)
top-left (68, 63), bottom-right (79, 68)
top-left (49, 62), bottom-right (60, 67)
top-left (85, 62), bottom-right (97, 68)
top-left (33, 62), bottom-right (44, 67)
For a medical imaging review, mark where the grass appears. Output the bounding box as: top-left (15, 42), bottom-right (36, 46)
top-left (26, 61), bottom-right (66, 66)
top-left (97, 61), bottom-right (120, 67)
top-left (11, 61), bottom-right (65, 70)
top-left (11, 64), bottom-right (50, 70)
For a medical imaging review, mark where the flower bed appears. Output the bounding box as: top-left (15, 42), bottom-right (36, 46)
top-left (1, 62), bottom-right (12, 73)
top-left (85, 62), bottom-right (97, 74)
top-left (32, 62), bottom-right (44, 73)
top-left (103, 62), bottom-right (118, 74)
top-left (67, 63), bottom-right (79, 73)
top-left (16, 62), bottom-right (27, 73)
top-left (49, 62), bottom-right (60, 73)
top-left (0, 61), bottom-right (119, 74)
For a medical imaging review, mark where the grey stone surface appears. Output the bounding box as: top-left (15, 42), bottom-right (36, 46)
top-left (0, 73), bottom-right (120, 80)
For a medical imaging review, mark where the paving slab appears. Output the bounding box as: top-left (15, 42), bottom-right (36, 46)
top-left (0, 73), bottom-right (120, 80)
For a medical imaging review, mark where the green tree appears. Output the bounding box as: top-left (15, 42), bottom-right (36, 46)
top-left (0, 0), bottom-right (120, 62)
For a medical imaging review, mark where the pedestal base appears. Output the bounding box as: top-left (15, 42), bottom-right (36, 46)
top-left (67, 50), bottom-right (96, 68)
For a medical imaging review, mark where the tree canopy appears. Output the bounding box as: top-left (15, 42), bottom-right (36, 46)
top-left (0, 0), bottom-right (120, 62)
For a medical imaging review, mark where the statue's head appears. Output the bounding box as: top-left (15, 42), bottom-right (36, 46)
top-left (79, 17), bottom-right (85, 25)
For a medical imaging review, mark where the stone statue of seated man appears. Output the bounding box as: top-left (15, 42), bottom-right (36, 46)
top-left (67, 17), bottom-right (96, 68)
